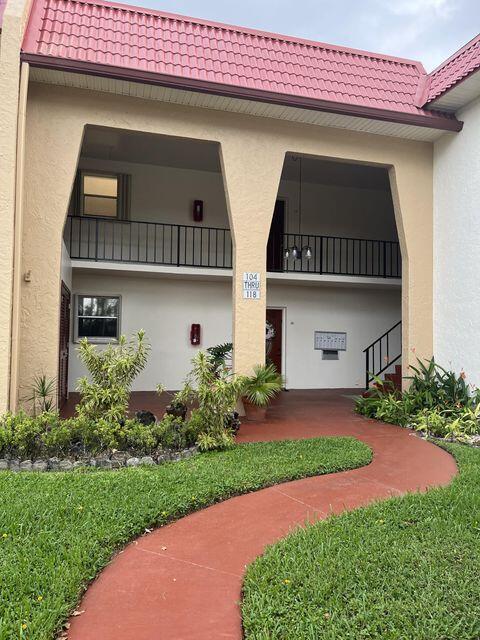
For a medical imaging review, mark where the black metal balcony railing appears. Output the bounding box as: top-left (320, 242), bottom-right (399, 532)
top-left (64, 215), bottom-right (233, 269)
top-left (282, 233), bottom-right (401, 278)
top-left (64, 216), bottom-right (401, 279)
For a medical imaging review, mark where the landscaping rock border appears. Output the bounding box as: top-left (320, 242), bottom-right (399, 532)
top-left (0, 446), bottom-right (200, 472)
top-left (408, 426), bottom-right (480, 448)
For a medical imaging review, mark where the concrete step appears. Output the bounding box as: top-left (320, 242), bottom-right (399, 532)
top-left (364, 364), bottom-right (402, 396)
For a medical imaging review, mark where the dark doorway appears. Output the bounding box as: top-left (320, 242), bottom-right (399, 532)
top-left (267, 200), bottom-right (285, 272)
top-left (58, 282), bottom-right (71, 409)
top-left (266, 308), bottom-right (283, 375)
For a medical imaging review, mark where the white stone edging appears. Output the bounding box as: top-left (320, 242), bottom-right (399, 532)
top-left (0, 445), bottom-right (200, 472)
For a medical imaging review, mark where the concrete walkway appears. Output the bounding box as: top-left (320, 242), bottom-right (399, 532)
top-left (67, 390), bottom-right (457, 640)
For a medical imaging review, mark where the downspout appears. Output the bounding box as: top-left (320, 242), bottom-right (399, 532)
top-left (9, 60), bottom-right (29, 410)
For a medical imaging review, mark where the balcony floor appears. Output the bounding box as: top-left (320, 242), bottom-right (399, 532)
top-left (71, 259), bottom-right (401, 288)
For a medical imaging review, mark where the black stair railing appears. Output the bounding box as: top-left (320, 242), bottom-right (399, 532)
top-left (363, 320), bottom-right (402, 389)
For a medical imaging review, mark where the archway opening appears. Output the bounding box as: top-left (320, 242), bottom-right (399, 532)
top-left (265, 153), bottom-right (402, 391)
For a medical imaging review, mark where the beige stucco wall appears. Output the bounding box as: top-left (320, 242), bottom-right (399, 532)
top-left (16, 82), bottom-right (433, 403)
top-left (0, 0), bottom-right (32, 412)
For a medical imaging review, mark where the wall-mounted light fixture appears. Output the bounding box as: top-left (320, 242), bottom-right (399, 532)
top-left (190, 323), bottom-right (201, 346)
top-left (193, 200), bottom-right (203, 222)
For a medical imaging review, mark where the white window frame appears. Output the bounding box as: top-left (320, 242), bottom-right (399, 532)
top-left (74, 294), bottom-right (121, 343)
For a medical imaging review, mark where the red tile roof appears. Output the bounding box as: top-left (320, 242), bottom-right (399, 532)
top-left (425, 33), bottom-right (480, 104)
top-left (21, 0), bottom-right (461, 131)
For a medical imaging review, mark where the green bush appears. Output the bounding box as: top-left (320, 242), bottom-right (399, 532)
top-left (411, 407), bottom-right (451, 437)
top-left (407, 357), bottom-right (479, 410)
top-left (356, 358), bottom-right (480, 440)
top-left (151, 414), bottom-right (199, 451)
top-left (206, 342), bottom-right (233, 371)
top-left (411, 405), bottom-right (480, 440)
top-left (0, 411), bottom-right (55, 458)
top-left (0, 411), bottom-right (202, 460)
top-left (70, 416), bottom-right (157, 454)
top-left (76, 330), bottom-right (149, 422)
top-left (185, 351), bottom-right (245, 451)
top-left (444, 406), bottom-right (480, 440)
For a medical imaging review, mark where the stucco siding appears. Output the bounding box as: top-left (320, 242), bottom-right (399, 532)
top-left (60, 241), bottom-right (72, 291)
top-left (0, 0), bottom-right (32, 411)
top-left (434, 96), bottom-right (480, 385)
top-left (68, 273), bottom-right (400, 391)
top-left (17, 83), bottom-right (433, 403)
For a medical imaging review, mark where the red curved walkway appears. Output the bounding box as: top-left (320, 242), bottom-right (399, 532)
top-left (67, 390), bottom-right (457, 640)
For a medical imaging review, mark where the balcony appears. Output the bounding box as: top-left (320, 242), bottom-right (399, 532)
top-left (64, 215), bottom-right (401, 278)
top-left (64, 215), bottom-right (233, 269)
top-left (278, 233), bottom-right (401, 278)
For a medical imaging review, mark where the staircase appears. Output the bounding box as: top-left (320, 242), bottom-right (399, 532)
top-left (383, 364), bottom-right (402, 391)
top-left (363, 321), bottom-right (402, 390)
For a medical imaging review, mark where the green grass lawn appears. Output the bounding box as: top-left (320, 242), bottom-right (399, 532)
top-left (0, 437), bottom-right (370, 640)
top-left (243, 443), bottom-right (480, 640)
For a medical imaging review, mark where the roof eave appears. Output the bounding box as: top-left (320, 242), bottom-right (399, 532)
top-left (426, 66), bottom-right (480, 107)
top-left (22, 53), bottom-right (463, 133)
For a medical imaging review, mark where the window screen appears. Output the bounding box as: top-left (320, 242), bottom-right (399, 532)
top-left (76, 295), bottom-right (120, 341)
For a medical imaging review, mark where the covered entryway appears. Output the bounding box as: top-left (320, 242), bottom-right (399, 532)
top-left (266, 154), bottom-right (402, 391)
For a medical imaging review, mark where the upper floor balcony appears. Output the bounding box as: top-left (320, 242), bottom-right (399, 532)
top-left (63, 214), bottom-right (401, 279)
top-left (63, 127), bottom-right (402, 283)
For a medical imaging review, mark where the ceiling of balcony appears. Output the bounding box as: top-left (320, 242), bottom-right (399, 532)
top-left (81, 126), bottom-right (390, 191)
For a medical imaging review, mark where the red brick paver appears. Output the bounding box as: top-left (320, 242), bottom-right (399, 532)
top-left (67, 390), bottom-right (457, 640)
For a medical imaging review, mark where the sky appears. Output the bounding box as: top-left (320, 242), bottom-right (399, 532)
top-left (137, 0), bottom-right (480, 71)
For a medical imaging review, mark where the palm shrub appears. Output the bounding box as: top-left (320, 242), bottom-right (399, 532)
top-left (76, 330), bottom-right (149, 422)
top-left (242, 364), bottom-right (283, 407)
top-left (25, 374), bottom-right (57, 416)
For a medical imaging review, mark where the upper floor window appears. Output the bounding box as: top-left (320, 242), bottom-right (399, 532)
top-left (83, 173), bottom-right (119, 217)
top-left (69, 170), bottom-right (130, 218)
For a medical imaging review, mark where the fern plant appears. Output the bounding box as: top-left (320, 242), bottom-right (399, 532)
top-left (76, 330), bottom-right (150, 422)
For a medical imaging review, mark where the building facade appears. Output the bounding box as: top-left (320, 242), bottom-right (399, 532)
top-left (0, 0), bottom-right (478, 411)
top-left (430, 36), bottom-right (480, 388)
